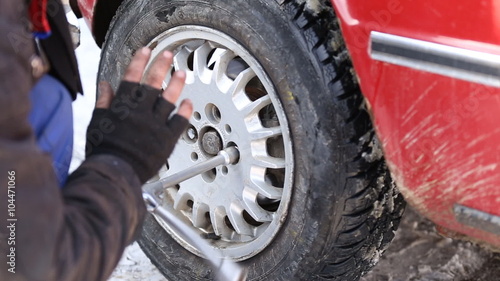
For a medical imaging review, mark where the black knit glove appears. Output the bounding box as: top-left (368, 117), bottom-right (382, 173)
top-left (85, 81), bottom-right (188, 183)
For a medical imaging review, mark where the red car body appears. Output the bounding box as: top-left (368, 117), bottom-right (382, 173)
top-left (77, 0), bottom-right (500, 248)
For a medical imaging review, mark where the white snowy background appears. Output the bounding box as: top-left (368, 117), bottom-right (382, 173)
top-left (70, 14), bottom-right (499, 281)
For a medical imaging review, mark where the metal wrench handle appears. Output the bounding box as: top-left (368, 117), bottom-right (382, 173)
top-left (141, 146), bottom-right (247, 280)
top-left (159, 146), bottom-right (239, 188)
top-left (143, 193), bottom-right (247, 281)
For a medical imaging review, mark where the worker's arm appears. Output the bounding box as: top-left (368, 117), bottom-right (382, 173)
top-left (0, 1), bottom-right (191, 280)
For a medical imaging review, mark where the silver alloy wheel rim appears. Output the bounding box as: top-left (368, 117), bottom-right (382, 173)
top-left (144, 26), bottom-right (293, 261)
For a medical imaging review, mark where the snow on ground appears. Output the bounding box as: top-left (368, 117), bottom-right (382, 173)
top-left (108, 243), bottom-right (165, 281)
top-left (73, 16), bottom-right (499, 281)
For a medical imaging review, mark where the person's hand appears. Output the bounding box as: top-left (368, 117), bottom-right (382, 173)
top-left (86, 47), bottom-right (193, 183)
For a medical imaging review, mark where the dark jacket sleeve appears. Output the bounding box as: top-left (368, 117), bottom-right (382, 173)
top-left (0, 2), bottom-right (146, 281)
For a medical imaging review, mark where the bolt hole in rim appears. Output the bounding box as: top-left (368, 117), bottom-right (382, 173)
top-left (205, 103), bottom-right (222, 124)
top-left (190, 152), bottom-right (198, 161)
top-left (193, 111), bottom-right (202, 120)
top-left (184, 125), bottom-right (198, 143)
top-left (143, 26), bottom-right (293, 261)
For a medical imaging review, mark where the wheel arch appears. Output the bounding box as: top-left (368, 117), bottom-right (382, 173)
top-left (76, 0), bottom-right (125, 47)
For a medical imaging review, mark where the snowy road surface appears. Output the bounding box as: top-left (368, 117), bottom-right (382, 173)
top-left (72, 19), bottom-right (499, 281)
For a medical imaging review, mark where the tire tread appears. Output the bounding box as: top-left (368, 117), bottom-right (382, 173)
top-left (280, 1), bottom-right (405, 280)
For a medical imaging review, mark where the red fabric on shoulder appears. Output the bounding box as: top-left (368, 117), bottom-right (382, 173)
top-left (29, 0), bottom-right (52, 39)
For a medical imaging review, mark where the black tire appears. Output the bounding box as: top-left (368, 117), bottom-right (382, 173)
top-left (98, 0), bottom-right (405, 280)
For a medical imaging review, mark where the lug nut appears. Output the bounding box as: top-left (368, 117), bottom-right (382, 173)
top-left (202, 130), bottom-right (222, 156)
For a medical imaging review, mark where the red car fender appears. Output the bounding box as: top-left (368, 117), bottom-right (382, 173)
top-left (75, 0), bottom-right (94, 26)
top-left (331, 0), bottom-right (500, 248)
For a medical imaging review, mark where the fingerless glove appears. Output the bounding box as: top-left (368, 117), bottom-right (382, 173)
top-left (86, 81), bottom-right (188, 183)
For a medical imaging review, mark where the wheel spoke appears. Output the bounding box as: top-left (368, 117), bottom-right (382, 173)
top-left (250, 181), bottom-right (282, 200)
top-left (228, 67), bottom-right (254, 95)
top-left (210, 206), bottom-right (233, 238)
top-left (242, 187), bottom-right (273, 222)
top-left (250, 126), bottom-right (282, 140)
top-left (229, 68), bottom-right (255, 110)
top-left (211, 49), bottom-right (235, 93)
top-left (173, 46), bottom-right (190, 72)
top-left (228, 202), bottom-right (254, 236)
top-left (192, 202), bottom-right (210, 228)
top-left (173, 191), bottom-right (191, 211)
top-left (252, 155), bottom-right (286, 169)
top-left (193, 42), bottom-right (212, 83)
top-left (241, 95), bottom-right (272, 116)
top-left (250, 167), bottom-right (283, 199)
top-left (207, 48), bottom-right (227, 67)
top-left (172, 47), bottom-right (195, 84)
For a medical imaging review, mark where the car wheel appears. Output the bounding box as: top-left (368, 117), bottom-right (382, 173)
top-left (98, 0), bottom-right (405, 280)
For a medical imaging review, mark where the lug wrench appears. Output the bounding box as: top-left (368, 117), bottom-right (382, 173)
top-left (142, 147), bottom-right (247, 281)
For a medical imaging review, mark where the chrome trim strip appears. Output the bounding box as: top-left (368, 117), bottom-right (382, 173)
top-left (370, 31), bottom-right (500, 88)
top-left (454, 204), bottom-right (500, 235)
